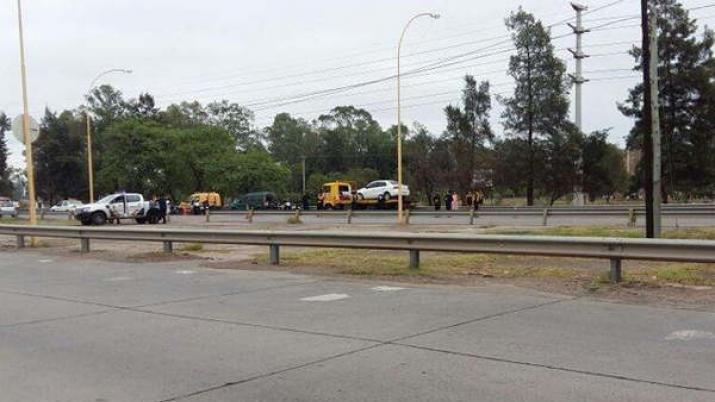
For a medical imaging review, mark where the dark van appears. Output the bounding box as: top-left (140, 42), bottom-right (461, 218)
top-left (230, 192), bottom-right (278, 210)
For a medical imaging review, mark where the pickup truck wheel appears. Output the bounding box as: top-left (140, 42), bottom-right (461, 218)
top-left (91, 212), bottom-right (106, 226)
top-left (383, 192), bottom-right (391, 201)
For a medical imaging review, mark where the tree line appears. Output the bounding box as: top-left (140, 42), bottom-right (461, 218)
top-left (0, 1), bottom-right (711, 206)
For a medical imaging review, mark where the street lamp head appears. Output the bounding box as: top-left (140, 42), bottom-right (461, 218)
top-left (430, 13), bottom-right (441, 19)
top-left (121, 69), bottom-right (133, 74)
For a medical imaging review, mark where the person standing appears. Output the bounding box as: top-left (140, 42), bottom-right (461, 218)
top-left (433, 193), bottom-right (441, 211)
top-left (452, 192), bottom-right (460, 210)
top-left (445, 191), bottom-right (453, 211)
top-left (158, 195), bottom-right (168, 224)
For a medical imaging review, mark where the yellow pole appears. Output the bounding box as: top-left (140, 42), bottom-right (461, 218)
top-left (397, 13), bottom-right (439, 223)
top-left (16, 0), bottom-right (37, 241)
top-left (86, 113), bottom-right (94, 203)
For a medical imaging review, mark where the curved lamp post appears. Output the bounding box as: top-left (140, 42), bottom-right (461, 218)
top-left (86, 68), bottom-right (132, 202)
top-left (397, 13), bottom-right (439, 223)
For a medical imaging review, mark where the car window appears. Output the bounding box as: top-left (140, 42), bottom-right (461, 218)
top-left (322, 186), bottom-right (331, 193)
top-left (111, 196), bottom-right (125, 204)
top-left (126, 194), bottom-right (141, 203)
top-left (366, 181), bottom-right (378, 189)
top-left (339, 185), bottom-right (350, 193)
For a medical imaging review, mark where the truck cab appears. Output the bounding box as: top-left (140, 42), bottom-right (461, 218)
top-left (319, 181), bottom-right (355, 210)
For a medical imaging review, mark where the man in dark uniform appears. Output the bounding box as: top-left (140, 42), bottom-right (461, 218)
top-left (444, 191), bottom-right (453, 211)
top-left (158, 195), bottom-right (168, 224)
top-left (433, 193), bottom-right (441, 211)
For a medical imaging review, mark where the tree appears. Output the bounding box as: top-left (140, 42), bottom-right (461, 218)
top-left (316, 106), bottom-right (393, 178)
top-left (444, 76), bottom-right (493, 195)
top-left (126, 93), bottom-right (159, 119)
top-left (582, 131), bottom-right (629, 201)
top-left (404, 123), bottom-right (437, 202)
top-left (205, 100), bottom-right (259, 151)
top-left (501, 8), bottom-right (571, 205)
top-left (0, 113), bottom-right (13, 196)
top-left (34, 109), bottom-right (86, 203)
top-left (619, 0), bottom-right (715, 199)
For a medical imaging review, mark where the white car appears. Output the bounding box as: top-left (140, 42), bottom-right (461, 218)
top-left (50, 199), bottom-right (83, 212)
top-left (356, 180), bottom-right (410, 201)
top-left (0, 199), bottom-right (18, 218)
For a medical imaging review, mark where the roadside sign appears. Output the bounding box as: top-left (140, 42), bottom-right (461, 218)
top-left (12, 114), bottom-right (40, 143)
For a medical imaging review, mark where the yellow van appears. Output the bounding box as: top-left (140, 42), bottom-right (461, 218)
top-left (318, 181), bottom-right (355, 209)
top-left (184, 192), bottom-right (222, 214)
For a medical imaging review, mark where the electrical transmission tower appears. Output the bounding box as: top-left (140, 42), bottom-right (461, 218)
top-left (568, 2), bottom-right (589, 206)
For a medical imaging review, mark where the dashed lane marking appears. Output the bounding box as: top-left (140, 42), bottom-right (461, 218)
top-left (372, 286), bottom-right (406, 291)
top-left (300, 293), bottom-right (350, 302)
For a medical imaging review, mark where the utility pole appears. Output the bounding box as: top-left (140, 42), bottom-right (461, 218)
top-left (648, 5), bottom-right (662, 237)
top-left (301, 156), bottom-right (306, 195)
top-left (641, 0), bottom-right (655, 238)
top-left (16, 0), bottom-right (38, 237)
top-left (569, 2), bottom-right (589, 206)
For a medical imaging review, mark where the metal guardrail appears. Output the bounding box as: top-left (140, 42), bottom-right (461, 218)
top-left (207, 207), bottom-right (713, 226)
top-left (1, 224), bottom-right (714, 282)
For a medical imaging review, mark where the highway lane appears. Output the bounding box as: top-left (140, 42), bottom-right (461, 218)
top-left (0, 251), bottom-right (713, 401)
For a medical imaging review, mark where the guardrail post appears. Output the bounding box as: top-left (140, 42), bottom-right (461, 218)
top-left (610, 258), bottom-right (622, 283)
top-left (469, 207), bottom-right (476, 225)
top-left (16, 235), bottom-right (25, 249)
top-left (163, 241), bottom-right (173, 253)
top-left (80, 238), bottom-right (90, 254)
top-left (40, 208), bottom-right (46, 220)
top-left (269, 244), bottom-right (280, 265)
top-left (246, 208), bottom-right (254, 223)
top-left (627, 208), bottom-right (636, 227)
top-left (409, 249), bottom-right (420, 270)
top-left (542, 208), bottom-right (549, 226)
top-left (404, 209), bottom-right (411, 225)
top-left (68, 211), bottom-right (73, 221)
top-left (347, 209), bottom-right (353, 224)
top-left (205, 208), bottom-right (210, 223)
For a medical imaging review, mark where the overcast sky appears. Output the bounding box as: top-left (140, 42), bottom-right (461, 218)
top-left (2, 0), bottom-right (714, 168)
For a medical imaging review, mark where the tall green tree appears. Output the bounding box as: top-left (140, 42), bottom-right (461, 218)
top-left (0, 112), bottom-right (13, 196)
top-left (34, 109), bottom-right (86, 203)
top-left (444, 75), bottom-right (493, 194)
top-left (501, 8), bottom-right (571, 205)
top-left (619, 0), bottom-right (715, 199)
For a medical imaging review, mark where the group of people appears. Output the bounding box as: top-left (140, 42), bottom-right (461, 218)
top-left (432, 190), bottom-right (484, 211)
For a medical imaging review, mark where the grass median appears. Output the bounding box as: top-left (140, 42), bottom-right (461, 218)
top-left (253, 247), bottom-right (715, 288)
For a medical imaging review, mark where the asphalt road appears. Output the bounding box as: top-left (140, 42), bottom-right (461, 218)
top-left (1, 251), bottom-right (714, 401)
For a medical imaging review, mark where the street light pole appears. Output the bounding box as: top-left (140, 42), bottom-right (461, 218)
top-left (16, 0), bottom-right (37, 233)
top-left (86, 68), bottom-right (132, 203)
top-left (397, 12), bottom-right (439, 223)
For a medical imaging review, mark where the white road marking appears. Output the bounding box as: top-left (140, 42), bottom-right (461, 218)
top-left (665, 330), bottom-right (715, 341)
top-left (175, 270), bottom-right (196, 275)
top-left (103, 276), bottom-right (133, 282)
top-left (37, 259), bottom-right (53, 263)
top-left (301, 293), bottom-right (350, 302)
top-left (372, 286), bottom-right (406, 292)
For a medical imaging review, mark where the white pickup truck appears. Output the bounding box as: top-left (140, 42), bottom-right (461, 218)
top-left (74, 193), bottom-right (162, 226)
